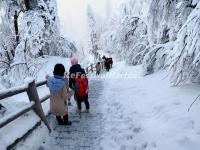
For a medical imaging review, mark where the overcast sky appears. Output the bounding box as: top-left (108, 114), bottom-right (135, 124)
top-left (57, 0), bottom-right (119, 48)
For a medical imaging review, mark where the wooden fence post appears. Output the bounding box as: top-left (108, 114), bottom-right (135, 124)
top-left (27, 81), bottom-right (51, 132)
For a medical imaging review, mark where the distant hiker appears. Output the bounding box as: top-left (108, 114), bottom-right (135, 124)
top-left (105, 58), bottom-right (111, 72)
top-left (69, 57), bottom-right (90, 113)
top-left (102, 56), bottom-right (108, 70)
top-left (47, 64), bottom-right (74, 125)
top-left (109, 57), bottom-right (113, 68)
top-left (95, 62), bottom-right (101, 75)
top-left (102, 55), bottom-right (106, 61)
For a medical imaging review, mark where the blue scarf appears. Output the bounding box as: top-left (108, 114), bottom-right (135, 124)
top-left (47, 75), bottom-right (65, 92)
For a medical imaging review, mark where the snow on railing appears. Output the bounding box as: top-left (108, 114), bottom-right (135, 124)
top-left (0, 102), bottom-right (35, 128)
top-left (0, 84), bottom-right (28, 100)
top-left (0, 80), bottom-right (51, 133)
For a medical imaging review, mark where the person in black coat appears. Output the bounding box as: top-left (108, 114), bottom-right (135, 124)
top-left (69, 64), bottom-right (85, 89)
top-left (69, 57), bottom-right (90, 112)
top-left (105, 58), bottom-right (111, 72)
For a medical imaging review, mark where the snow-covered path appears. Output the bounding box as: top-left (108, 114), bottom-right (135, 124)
top-left (39, 80), bottom-right (104, 150)
top-left (99, 62), bottom-right (200, 150)
top-left (39, 61), bottom-right (200, 150)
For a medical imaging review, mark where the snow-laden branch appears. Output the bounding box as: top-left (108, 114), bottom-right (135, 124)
top-left (143, 42), bottom-right (175, 75)
top-left (170, 2), bottom-right (200, 85)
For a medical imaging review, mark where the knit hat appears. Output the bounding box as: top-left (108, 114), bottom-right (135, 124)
top-left (71, 57), bottom-right (78, 65)
top-left (53, 64), bottom-right (65, 77)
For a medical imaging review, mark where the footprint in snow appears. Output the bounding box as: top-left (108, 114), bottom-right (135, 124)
top-left (126, 135), bottom-right (133, 140)
top-left (133, 127), bottom-right (142, 133)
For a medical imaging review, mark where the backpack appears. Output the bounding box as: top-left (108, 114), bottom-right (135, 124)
top-left (74, 76), bottom-right (89, 97)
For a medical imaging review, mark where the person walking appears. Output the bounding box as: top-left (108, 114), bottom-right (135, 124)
top-left (109, 58), bottom-right (113, 68)
top-left (47, 64), bottom-right (74, 125)
top-left (105, 58), bottom-right (110, 72)
top-left (95, 62), bottom-right (101, 75)
top-left (69, 57), bottom-right (90, 113)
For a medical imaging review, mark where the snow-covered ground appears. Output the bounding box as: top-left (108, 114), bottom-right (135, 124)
top-left (1, 58), bottom-right (200, 150)
top-left (100, 61), bottom-right (200, 150)
top-left (36, 60), bottom-right (200, 150)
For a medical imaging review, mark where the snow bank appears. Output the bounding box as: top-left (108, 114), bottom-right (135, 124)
top-left (99, 61), bottom-right (200, 150)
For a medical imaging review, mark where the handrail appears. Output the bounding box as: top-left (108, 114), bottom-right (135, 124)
top-left (0, 80), bottom-right (51, 132)
top-left (0, 86), bottom-right (28, 100)
top-left (0, 102), bottom-right (35, 128)
top-left (0, 59), bottom-right (109, 149)
top-left (0, 60), bottom-right (107, 146)
top-left (0, 80), bottom-right (47, 100)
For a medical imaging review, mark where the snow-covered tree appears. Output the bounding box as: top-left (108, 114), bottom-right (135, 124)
top-left (0, 0), bottom-right (77, 88)
top-left (117, 16), bottom-right (148, 64)
top-left (148, 0), bottom-right (193, 44)
top-left (98, 0), bottom-right (200, 86)
top-left (170, 1), bottom-right (200, 85)
top-left (87, 5), bottom-right (101, 60)
top-left (143, 0), bottom-right (196, 76)
top-left (143, 42), bottom-right (174, 75)
top-left (0, 1), bottom-right (17, 77)
top-left (100, 3), bottom-right (149, 64)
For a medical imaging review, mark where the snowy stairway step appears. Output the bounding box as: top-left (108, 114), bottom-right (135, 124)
top-left (40, 80), bottom-right (103, 150)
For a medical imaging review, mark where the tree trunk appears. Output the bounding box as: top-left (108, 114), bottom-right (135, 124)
top-left (24, 0), bottom-right (30, 11)
top-left (14, 11), bottom-right (19, 44)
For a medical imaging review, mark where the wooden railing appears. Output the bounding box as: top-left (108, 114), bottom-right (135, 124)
top-left (0, 60), bottom-right (105, 121)
top-left (0, 80), bottom-right (51, 132)
top-left (0, 61), bottom-right (105, 131)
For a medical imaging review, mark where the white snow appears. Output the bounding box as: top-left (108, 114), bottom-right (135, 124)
top-left (0, 100), bottom-right (50, 150)
top-left (99, 61), bottom-right (200, 150)
top-left (1, 58), bottom-right (200, 150)
top-left (19, 60), bottom-right (200, 150)
top-left (36, 56), bottom-right (72, 81)
top-left (1, 0), bottom-right (200, 149)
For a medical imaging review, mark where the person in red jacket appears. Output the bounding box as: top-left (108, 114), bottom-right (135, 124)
top-left (69, 57), bottom-right (90, 113)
